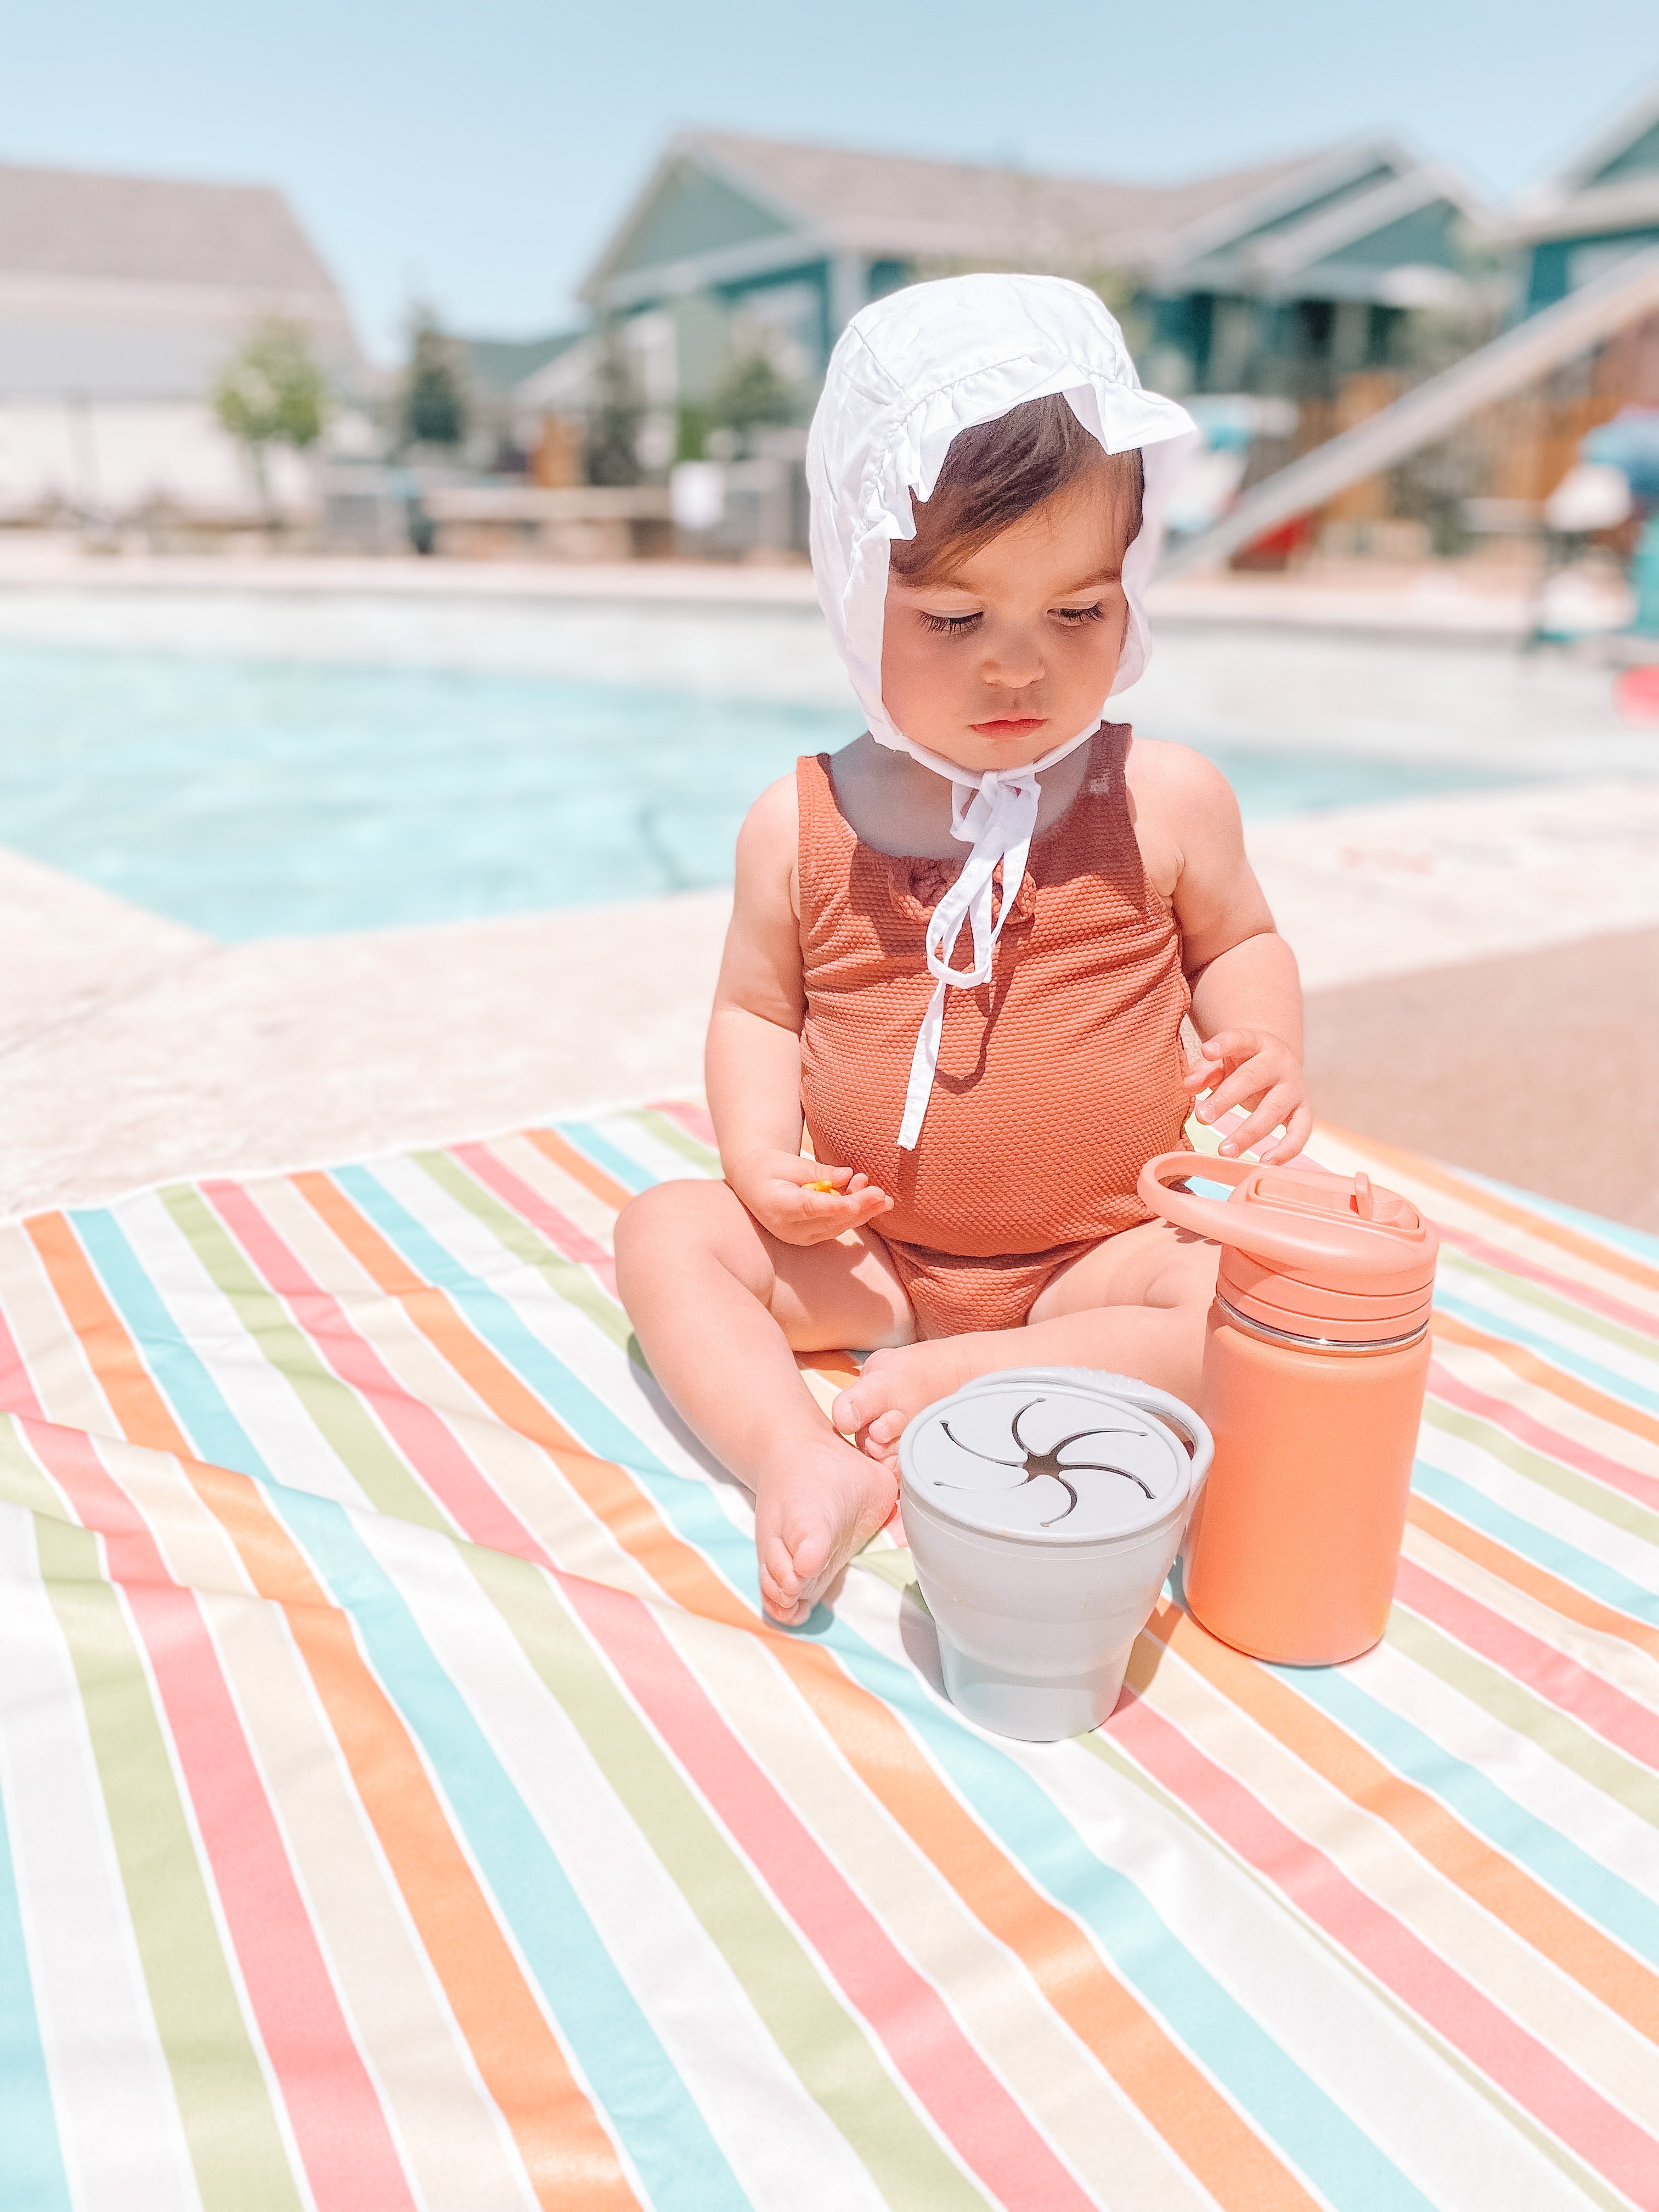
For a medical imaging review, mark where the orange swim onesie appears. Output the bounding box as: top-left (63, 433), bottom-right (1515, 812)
top-left (797, 723), bottom-right (1194, 1340)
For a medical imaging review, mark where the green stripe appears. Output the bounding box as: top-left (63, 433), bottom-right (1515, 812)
top-left (1386, 1608), bottom-right (1659, 1830)
top-left (629, 1108), bottom-right (721, 1174)
top-left (1441, 1250), bottom-right (1659, 1368)
top-left (159, 1186), bottom-right (451, 1533)
top-left (413, 1152), bottom-right (631, 1350)
top-left (27, 1503), bottom-right (301, 2212)
top-left (464, 1542), bottom-right (984, 2212)
top-left (1080, 1719), bottom-right (1629, 2212)
top-left (0, 1417), bottom-right (64, 1521)
top-left (1423, 1399), bottom-right (1659, 1550)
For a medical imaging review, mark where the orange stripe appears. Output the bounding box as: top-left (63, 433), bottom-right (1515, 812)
top-left (521, 1128), bottom-right (636, 1212)
top-left (24, 1212), bottom-right (637, 2212)
top-left (1431, 1312), bottom-right (1659, 1452)
top-left (1318, 1122), bottom-right (1659, 1297)
top-left (799, 1350), bottom-right (861, 1380)
top-left (1141, 1601), bottom-right (1659, 2042)
top-left (1408, 1492), bottom-right (1659, 1664)
top-left (297, 1171), bottom-right (1317, 2212)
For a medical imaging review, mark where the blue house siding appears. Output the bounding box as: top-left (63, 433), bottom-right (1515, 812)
top-left (710, 259), bottom-right (837, 366)
top-left (1590, 119), bottom-right (1659, 188)
top-left (609, 165), bottom-right (792, 278)
top-left (1527, 228), bottom-right (1659, 312)
top-left (1312, 198), bottom-right (1464, 275)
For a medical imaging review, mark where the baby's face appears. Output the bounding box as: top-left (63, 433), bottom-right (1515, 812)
top-left (879, 475), bottom-right (1130, 774)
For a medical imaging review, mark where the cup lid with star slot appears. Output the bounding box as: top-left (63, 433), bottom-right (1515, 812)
top-left (898, 1368), bottom-right (1207, 1546)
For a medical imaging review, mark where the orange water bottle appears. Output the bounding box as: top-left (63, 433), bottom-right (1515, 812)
top-left (1138, 1153), bottom-right (1439, 1666)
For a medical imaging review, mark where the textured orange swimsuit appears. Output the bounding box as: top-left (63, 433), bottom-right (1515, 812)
top-left (797, 724), bottom-right (1193, 1339)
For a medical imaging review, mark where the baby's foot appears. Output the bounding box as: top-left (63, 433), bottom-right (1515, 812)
top-left (755, 1435), bottom-right (898, 1627)
top-left (830, 1339), bottom-right (981, 1464)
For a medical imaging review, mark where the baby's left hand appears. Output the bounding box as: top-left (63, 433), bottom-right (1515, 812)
top-left (1184, 1028), bottom-right (1312, 1164)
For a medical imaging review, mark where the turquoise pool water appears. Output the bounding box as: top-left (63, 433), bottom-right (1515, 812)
top-left (1, 639), bottom-right (1518, 941)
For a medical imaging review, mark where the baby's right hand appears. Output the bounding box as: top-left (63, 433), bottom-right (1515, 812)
top-left (727, 1151), bottom-right (894, 1246)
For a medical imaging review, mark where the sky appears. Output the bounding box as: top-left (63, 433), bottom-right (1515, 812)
top-left (3, 0), bottom-right (1657, 360)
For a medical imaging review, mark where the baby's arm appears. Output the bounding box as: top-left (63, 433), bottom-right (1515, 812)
top-left (1140, 746), bottom-right (1311, 1163)
top-left (708, 776), bottom-right (894, 1243)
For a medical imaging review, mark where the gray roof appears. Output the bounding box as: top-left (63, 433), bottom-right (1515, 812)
top-left (0, 162), bottom-right (345, 295)
top-left (697, 131), bottom-right (1332, 256)
top-left (586, 130), bottom-right (1420, 300)
top-left (0, 162), bottom-right (362, 399)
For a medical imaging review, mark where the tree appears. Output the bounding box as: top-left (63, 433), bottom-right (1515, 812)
top-left (212, 317), bottom-right (330, 524)
top-left (583, 324), bottom-right (644, 486)
top-left (403, 311), bottom-right (467, 448)
top-left (708, 344), bottom-right (797, 442)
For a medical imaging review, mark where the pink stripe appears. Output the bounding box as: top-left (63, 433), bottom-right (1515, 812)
top-left (25, 1414), bottom-right (418, 2212)
top-left (0, 1306), bottom-right (46, 1421)
top-left (1439, 1224), bottom-right (1659, 1341)
top-left (210, 1182), bottom-right (1091, 2204)
top-left (448, 1143), bottom-right (618, 1296)
top-left (1395, 1556), bottom-right (1659, 1763)
top-left (201, 1183), bottom-right (549, 1562)
top-left (647, 1099), bottom-right (718, 1148)
top-left (563, 1570), bottom-right (1095, 2212)
top-left (1111, 1688), bottom-right (1659, 2201)
top-left (1429, 1359), bottom-right (1659, 1513)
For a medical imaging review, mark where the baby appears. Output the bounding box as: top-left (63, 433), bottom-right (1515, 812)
top-left (617, 275), bottom-right (1310, 1626)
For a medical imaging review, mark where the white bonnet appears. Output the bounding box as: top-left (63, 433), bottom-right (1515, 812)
top-left (806, 272), bottom-right (1197, 750)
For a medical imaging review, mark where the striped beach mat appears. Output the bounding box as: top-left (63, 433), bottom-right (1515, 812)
top-left (1, 1104), bottom-right (1655, 2212)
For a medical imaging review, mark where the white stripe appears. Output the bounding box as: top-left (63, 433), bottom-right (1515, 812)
top-left (838, 1568), bottom-right (1596, 2212)
top-left (1359, 1637), bottom-right (1659, 1910)
top-left (0, 1497), bottom-right (202, 2212)
top-left (356, 1510), bottom-right (889, 2211)
top-left (1417, 1424), bottom-right (1659, 1587)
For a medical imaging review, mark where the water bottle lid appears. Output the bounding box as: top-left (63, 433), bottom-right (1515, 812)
top-left (1138, 1154), bottom-right (1439, 1342)
top-left (899, 1375), bottom-right (1193, 1544)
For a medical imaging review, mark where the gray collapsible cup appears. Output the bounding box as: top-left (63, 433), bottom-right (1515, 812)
top-left (899, 1368), bottom-right (1212, 1742)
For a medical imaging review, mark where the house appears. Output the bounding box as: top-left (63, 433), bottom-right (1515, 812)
top-left (1483, 87), bottom-right (1659, 506)
top-left (0, 162), bottom-right (364, 524)
top-left (1510, 84), bottom-right (1659, 314)
top-left (576, 129), bottom-right (1491, 447)
top-left (455, 328), bottom-right (588, 477)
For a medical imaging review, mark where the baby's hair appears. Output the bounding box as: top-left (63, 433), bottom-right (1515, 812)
top-left (890, 393), bottom-right (1144, 586)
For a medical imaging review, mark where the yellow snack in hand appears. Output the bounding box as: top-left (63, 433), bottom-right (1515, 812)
top-left (808, 1178), bottom-right (838, 1193)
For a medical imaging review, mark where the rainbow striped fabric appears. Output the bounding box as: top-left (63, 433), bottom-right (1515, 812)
top-left (0, 1102), bottom-right (1655, 2212)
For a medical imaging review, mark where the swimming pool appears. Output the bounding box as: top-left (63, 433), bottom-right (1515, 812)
top-left (1, 637), bottom-right (1521, 940)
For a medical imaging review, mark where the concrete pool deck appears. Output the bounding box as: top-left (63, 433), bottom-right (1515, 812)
top-left (6, 771), bottom-right (1657, 1228)
top-left (5, 553), bottom-right (1656, 1229)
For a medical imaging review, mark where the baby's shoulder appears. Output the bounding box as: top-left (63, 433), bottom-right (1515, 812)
top-left (733, 771), bottom-right (801, 916)
top-left (1121, 736), bottom-right (1244, 900)
top-left (739, 769), bottom-right (800, 855)
top-left (1123, 735), bottom-right (1240, 822)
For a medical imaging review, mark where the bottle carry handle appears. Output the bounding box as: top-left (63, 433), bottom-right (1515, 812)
top-left (1137, 1152), bottom-right (1433, 1285)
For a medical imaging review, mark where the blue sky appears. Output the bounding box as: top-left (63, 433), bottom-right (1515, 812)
top-left (3, 0), bottom-right (1655, 359)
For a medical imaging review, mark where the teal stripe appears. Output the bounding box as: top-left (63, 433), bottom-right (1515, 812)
top-left (334, 1166), bottom-right (693, 1491)
top-left (1271, 1660), bottom-right (1659, 1968)
top-left (628, 1108), bottom-right (720, 1173)
top-left (1413, 1457), bottom-right (1659, 1626)
top-left (1434, 1287), bottom-right (1659, 1415)
top-left (337, 1166), bottom-right (1434, 2212)
top-left (72, 1207), bottom-right (268, 1484)
top-left (555, 1120), bottom-right (656, 1193)
top-left (1457, 1172), bottom-right (1659, 1267)
top-left (268, 1488), bottom-right (752, 2212)
top-left (0, 1764), bottom-right (72, 2211)
top-left (72, 1204), bottom-right (753, 2212)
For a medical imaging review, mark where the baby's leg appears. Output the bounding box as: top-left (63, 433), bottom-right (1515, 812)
top-left (832, 1220), bottom-right (1217, 1462)
top-left (614, 1180), bottom-right (913, 1624)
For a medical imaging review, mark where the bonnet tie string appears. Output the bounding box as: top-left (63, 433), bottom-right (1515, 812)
top-left (895, 725), bottom-right (1095, 1151)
